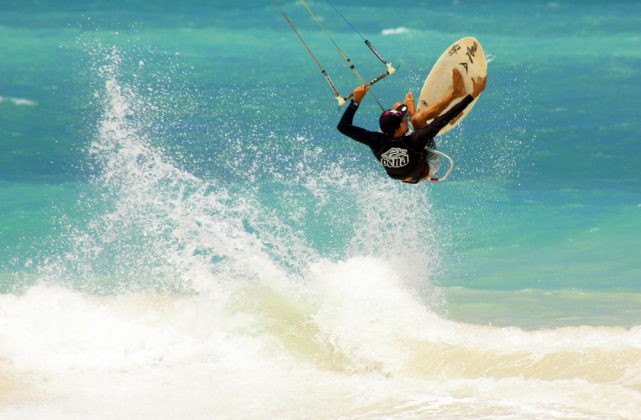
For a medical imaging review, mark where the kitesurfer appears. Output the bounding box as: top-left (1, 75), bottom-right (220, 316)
top-left (337, 69), bottom-right (487, 183)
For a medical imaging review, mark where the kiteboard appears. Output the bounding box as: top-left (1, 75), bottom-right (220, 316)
top-left (417, 37), bottom-right (487, 136)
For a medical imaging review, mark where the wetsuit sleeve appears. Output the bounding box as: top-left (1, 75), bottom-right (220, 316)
top-left (414, 94), bottom-right (475, 149)
top-left (337, 100), bottom-right (380, 147)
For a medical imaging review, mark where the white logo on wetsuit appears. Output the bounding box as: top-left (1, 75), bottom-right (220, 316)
top-left (380, 147), bottom-right (409, 168)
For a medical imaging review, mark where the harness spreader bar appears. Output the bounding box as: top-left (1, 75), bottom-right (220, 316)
top-left (425, 147), bottom-right (455, 182)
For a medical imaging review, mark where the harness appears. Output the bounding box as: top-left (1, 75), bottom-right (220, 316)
top-left (375, 136), bottom-right (429, 183)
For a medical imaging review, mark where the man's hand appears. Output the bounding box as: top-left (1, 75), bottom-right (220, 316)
top-left (452, 69), bottom-right (465, 98)
top-left (404, 91), bottom-right (416, 116)
top-left (471, 75), bottom-right (487, 98)
top-left (353, 84), bottom-right (369, 104)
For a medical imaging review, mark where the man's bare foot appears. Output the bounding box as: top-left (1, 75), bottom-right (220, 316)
top-left (471, 75), bottom-right (487, 98)
top-left (452, 69), bottom-right (465, 98)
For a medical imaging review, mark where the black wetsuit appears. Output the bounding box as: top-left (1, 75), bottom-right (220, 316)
top-left (337, 95), bottom-right (474, 182)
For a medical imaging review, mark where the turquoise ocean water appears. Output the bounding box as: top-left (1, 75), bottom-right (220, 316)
top-left (1, 1), bottom-right (641, 418)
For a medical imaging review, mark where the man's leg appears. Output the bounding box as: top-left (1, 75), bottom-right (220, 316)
top-left (410, 69), bottom-right (466, 131)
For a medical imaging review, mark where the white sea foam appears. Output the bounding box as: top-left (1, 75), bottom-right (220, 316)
top-left (1, 273), bottom-right (641, 419)
top-left (0, 96), bottom-right (38, 106)
top-left (381, 27), bottom-right (409, 36)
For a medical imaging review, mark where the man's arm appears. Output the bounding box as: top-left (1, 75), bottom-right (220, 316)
top-left (337, 101), bottom-right (370, 144)
top-left (336, 85), bottom-right (380, 146)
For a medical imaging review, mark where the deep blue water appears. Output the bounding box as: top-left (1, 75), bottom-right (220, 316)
top-left (1, 0), bottom-right (640, 295)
